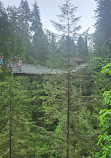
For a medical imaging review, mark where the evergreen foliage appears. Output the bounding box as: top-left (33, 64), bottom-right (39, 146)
top-left (0, 75), bottom-right (33, 157)
top-left (77, 35), bottom-right (88, 59)
top-left (1, 0), bottom-right (111, 157)
top-left (95, 0), bottom-right (111, 47)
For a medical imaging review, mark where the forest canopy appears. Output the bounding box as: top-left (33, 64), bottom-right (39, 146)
top-left (0, 0), bottom-right (111, 158)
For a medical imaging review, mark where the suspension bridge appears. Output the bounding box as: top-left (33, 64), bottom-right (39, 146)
top-left (6, 62), bottom-right (88, 75)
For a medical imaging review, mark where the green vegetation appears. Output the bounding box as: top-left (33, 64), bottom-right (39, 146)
top-left (0, 0), bottom-right (111, 157)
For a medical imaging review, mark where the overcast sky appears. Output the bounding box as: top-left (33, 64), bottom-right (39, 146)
top-left (2, 0), bottom-right (96, 34)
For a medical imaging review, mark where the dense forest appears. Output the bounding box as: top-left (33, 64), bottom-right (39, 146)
top-left (0, 0), bottom-right (111, 158)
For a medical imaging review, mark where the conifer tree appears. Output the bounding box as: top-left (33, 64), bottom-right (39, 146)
top-left (17, 0), bottom-right (34, 63)
top-left (45, 30), bottom-right (57, 52)
top-left (95, 0), bottom-right (111, 47)
top-left (7, 6), bottom-right (24, 59)
top-left (0, 76), bottom-right (34, 158)
top-left (51, 0), bottom-right (81, 157)
top-left (31, 1), bottom-right (42, 33)
top-left (77, 35), bottom-right (88, 59)
top-left (59, 35), bottom-right (77, 58)
top-left (17, 0), bottom-right (31, 36)
top-left (0, 2), bottom-right (11, 62)
top-left (31, 1), bottom-right (49, 64)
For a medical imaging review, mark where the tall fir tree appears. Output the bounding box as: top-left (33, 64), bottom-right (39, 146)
top-left (31, 1), bottom-right (42, 33)
top-left (7, 6), bottom-right (24, 59)
top-left (17, 0), bottom-right (31, 36)
top-left (95, 0), bottom-right (111, 47)
top-left (17, 0), bottom-right (34, 63)
top-left (31, 1), bottom-right (49, 64)
top-left (0, 76), bottom-right (34, 158)
top-left (0, 1), bottom-right (11, 62)
top-left (51, 0), bottom-right (81, 157)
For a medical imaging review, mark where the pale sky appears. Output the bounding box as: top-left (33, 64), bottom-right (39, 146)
top-left (2, 0), bottom-right (96, 34)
